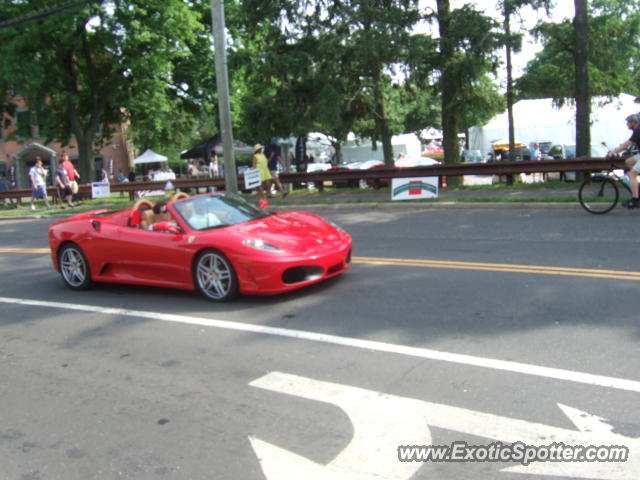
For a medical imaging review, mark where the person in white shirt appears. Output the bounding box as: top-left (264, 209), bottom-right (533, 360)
top-left (29, 158), bottom-right (51, 210)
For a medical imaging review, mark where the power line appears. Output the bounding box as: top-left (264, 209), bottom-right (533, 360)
top-left (0, 1), bottom-right (99, 30)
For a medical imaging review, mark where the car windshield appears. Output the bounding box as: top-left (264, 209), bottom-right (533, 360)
top-left (173, 192), bottom-right (270, 231)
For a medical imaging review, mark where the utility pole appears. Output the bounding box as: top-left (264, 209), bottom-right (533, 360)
top-left (211, 0), bottom-right (237, 193)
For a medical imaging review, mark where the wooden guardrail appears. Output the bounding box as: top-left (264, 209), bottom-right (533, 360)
top-left (0, 157), bottom-right (626, 206)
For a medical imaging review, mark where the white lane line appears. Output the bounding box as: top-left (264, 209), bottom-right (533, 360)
top-left (1, 295), bottom-right (639, 394)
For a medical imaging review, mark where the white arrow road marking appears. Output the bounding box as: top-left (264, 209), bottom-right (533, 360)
top-left (251, 372), bottom-right (638, 480)
top-left (249, 372), bottom-right (429, 480)
top-left (502, 404), bottom-right (635, 479)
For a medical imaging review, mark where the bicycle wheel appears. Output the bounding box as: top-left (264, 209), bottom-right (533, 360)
top-left (578, 176), bottom-right (619, 214)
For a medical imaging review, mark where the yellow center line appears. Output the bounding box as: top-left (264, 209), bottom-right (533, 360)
top-left (0, 247), bottom-right (50, 254)
top-left (1, 249), bottom-right (636, 281)
top-left (353, 256), bottom-right (640, 281)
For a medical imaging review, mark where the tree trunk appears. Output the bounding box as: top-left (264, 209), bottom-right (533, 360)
top-left (76, 133), bottom-right (96, 183)
top-left (437, 0), bottom-right (461, 181)
top-left (333, 142), bottom-right (342, 165)
top-left (373, 73), bottom-right (394, 167)
top-left (574, 0), bottom-right (590, 158)
top-left (68, 96), bottom-right (103, 183)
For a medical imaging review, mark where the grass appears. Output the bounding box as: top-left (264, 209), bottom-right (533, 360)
top-left (0, 193), bottom-right (161, 217)
top-left (0, 180), bottom-right (581, 217)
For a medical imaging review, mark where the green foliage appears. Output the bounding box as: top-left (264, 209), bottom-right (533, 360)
top-left (2, 0), bottom-right (581, 171)
top-left (0, 0), bottom-right (213, 179)
top-left (429, 1), bottom-right (502, 166)
top-left (228, 0), bottom-right (434, 164)
top-left (517, 2), bottom-right (640, 100)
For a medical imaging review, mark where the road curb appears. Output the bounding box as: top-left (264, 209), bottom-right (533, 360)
top-left (0, 201), bottom-right (583, 220)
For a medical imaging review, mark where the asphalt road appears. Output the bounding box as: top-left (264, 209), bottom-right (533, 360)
top-left (0, 205), bottom-right (638, 480)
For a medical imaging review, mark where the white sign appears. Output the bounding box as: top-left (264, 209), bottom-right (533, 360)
top-left (250, 371), bottom-right (637, 480)
top-left (244, 168), bottom-right (261, 190)
top-left (91, 182), bottom-right (111, 199)
top-left (391, 177), bottom-right (438, 201)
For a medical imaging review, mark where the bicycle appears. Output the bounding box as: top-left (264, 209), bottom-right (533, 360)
top-left (578, 155), bottom-right (631, 214)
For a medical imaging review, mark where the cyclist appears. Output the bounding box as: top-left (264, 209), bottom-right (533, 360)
top-left (607, 113), bottom-right (640, 208)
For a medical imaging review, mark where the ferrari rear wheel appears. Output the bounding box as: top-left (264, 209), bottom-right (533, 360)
top-left (194, 249), bottom-right (238, 301)
top-left (59, 244), bottom-right (92, 290)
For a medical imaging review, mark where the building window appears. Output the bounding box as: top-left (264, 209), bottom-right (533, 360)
top-left (35, 107), bottom-right (50, 139)
top-left (16, 109), bottom-right (31, 139)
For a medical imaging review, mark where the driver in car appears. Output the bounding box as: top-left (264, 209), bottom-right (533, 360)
top-left (187, 201), bottom-right (222, 230)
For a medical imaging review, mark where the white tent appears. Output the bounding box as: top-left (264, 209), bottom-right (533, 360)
top-left (469, 93), bottom-right (638, 155)
top-left (133, 149), bottom-right (168, 165)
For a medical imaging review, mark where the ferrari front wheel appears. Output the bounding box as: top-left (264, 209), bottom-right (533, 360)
top-left (59, 243), bottom-right (93, 290)
top-left (194, 249), bottom-right (238, 301)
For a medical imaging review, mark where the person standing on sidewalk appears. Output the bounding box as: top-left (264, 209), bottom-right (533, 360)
top-left (252, 144), bottom-right (272, 205)
top-left (29, 158), bottom-right (51, 210)
top-left (8, 160), bottom-right (16, 189)
top-left (55, 158), bottom-right (74, 208)
top-left (62, 152), bottom-right (80, 200)
top-left (264, 137), bottom-right (288, 197)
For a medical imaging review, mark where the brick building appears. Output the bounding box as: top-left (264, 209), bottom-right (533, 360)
top-left (1, 97), bottom-right (132, 188)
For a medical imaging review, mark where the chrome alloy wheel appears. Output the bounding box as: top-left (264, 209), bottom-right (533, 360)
top-left (59, 244), bottom-right (92, 289)
top-left (195, 250), bottom-right (237, 301)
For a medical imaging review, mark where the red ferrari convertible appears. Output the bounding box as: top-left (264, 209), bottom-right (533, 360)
top-left (48, 192), bottom-right (352, 301)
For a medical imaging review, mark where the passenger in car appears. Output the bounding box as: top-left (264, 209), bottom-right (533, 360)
top-left (146, 202), bottom-right (179, 232)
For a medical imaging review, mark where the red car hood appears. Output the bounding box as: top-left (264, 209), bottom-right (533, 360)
top-left (228, 211), bottom-right (348, 255)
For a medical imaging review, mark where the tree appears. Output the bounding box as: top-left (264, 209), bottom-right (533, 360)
top-left (229, 0), bottom-right (426, 166)
top-left (457, 74), bottom-right (505, 145)
top-left (499, 0), bottom-right (551, 161)
top-left (432, 1), bottom-right (501, 169)
top-left (0, 0), bottom-right (211, 181)
top-left (517, 1), bottom-right (639, 161)
top-left (517, 1), bottom-right (640, 100)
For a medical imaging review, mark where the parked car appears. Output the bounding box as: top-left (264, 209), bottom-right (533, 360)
top-left (305, 161), bottom-right (332, 189)
top-left (492, 147), bottom-right (531, 161)
top-left (513, 147), bottom-right (532, 161)
top-left (395, 156), bottom-right (440, 168)
top-left (461, 149), bottom-right (485, 163)
top-left (306, 162), bottom-right (332, 173)
top-left (547, 143), bottom-right (609, 181)
top-left (547, 143), bottom-right (608, 160)
top-left (367, 156), bottom-right (441, 188)
top-left (330, 159), bottom-right (384, 188)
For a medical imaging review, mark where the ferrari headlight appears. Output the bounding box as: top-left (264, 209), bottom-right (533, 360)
top-left (326, 219), bottom-right (344, 232)
top-left (242, 238), bottom-right (283, 252)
